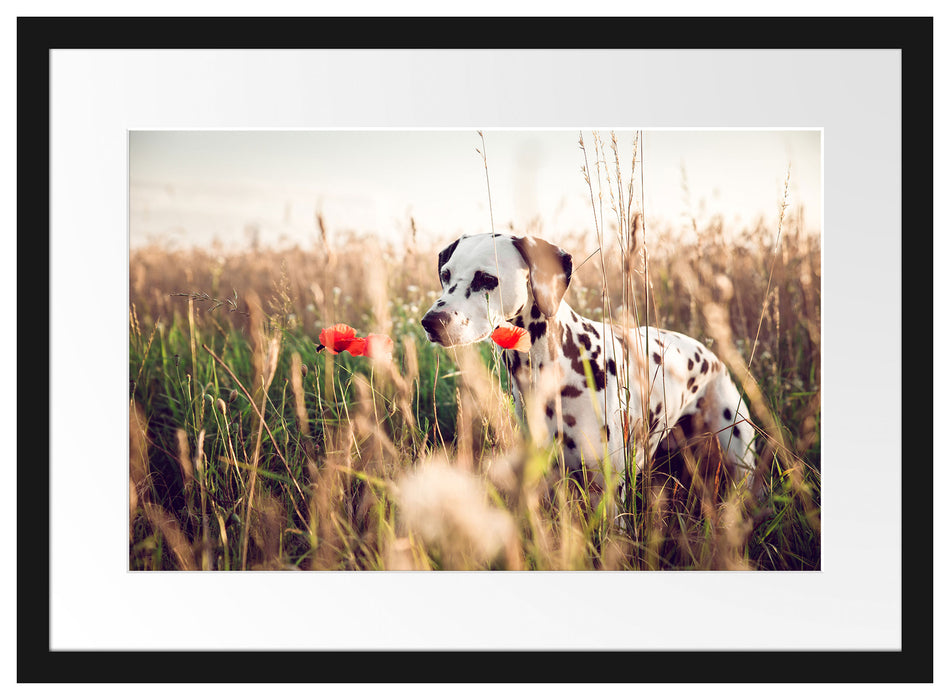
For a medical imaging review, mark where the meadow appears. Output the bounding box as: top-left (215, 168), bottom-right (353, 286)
top-left (128, 139), bottom-right (821, 572)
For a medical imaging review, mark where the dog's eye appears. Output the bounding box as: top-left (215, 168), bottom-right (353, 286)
top-left (440, 270), bottom-right (451, 284)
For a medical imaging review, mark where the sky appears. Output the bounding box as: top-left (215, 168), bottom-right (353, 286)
top-left (129, 129), bottom-right (821, 251)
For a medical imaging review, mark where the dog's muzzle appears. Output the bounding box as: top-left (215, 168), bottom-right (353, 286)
top-left (421, 310), bottom-right (452, 345)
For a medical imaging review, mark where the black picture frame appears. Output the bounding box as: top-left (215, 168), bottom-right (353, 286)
top-left (20, 15), bottom-right (933, 684)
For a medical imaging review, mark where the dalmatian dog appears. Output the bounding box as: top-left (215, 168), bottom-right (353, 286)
top-left (420, 232), bottom-right (757, 499)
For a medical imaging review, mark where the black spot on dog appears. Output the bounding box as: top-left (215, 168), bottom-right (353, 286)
top-left (466, 271), bottom-right (497, 299)
top-left (564, 437), bottom-right (576, 451)
top-left (723, 408), bottom-right (732, 421)
top-left (694, 351), bottom-right (701, 363)
top-left (563, 414), bottom-right (577, 427)
top-left (733, 426), bottom-right (741, 438)
top-left (528, 321), bottom-right (547, 344)
top-left (691, 385), bottom-right (698, 393)
top-left (607, 358), bottom-right (616, 376)
top-left (530, 303), bottom-right (541, 319)
top-left (570, 310), bottom-right (578, 322)
top-left (687, 376), bottom-right (695, 390)
top-left (436, 300), bottom-right (445, 307)
top-left (687, 359), bottom-right (694, 370)
top-left (653, 352), bottom-right (662, 365)
top-left (562, 327), bottom-right (606, 390)
top-left (561, 385), bottom-right (583, 398)
top-left (655, 402), bottom-right (663, 416)
top-left (700, 359), bottom-right (709, 374)
top-left (448, 284), bottom-right (457, 294)
top-left (545, 402), bottom-right (554, 419)
top-left (655, 338), bottom-right (664, 349)
top-left (579, 333), bottom-right (592, 351)
top-left (581, 321), bottom-right (600, 339)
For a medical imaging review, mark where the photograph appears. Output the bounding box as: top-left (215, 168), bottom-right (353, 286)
top-left (128, 128), bottom-right (822, 572)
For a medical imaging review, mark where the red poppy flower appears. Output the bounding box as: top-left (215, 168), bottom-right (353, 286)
top-left (491, 323), bottom-right (531, 353)
top-left (344, 337), bottom-right (367, 356)
top-left (318, 324), bottom-right (358, 354)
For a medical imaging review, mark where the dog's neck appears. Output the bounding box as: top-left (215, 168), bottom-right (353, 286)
top-left (511, 295), bottom-right (571, 343)
top-left (503, 297), bottom-right (576, 392)
top-left (503, 296), bottom-right (613, 401)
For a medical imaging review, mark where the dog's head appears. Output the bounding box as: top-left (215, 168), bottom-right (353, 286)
top-left (420, 233), bottom-right (572, 348)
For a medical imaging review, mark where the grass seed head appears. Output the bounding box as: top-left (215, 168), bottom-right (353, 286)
top-left (397, 458), bottom-right (519, 570)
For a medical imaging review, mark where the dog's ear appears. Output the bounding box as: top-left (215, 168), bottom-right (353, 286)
top-left (512, 236), bottom-right (572, 318)
top-left (436, 238), bottom-right (461, 288)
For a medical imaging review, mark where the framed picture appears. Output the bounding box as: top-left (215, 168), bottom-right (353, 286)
top-left (23, 15), bottom-right (932, 684)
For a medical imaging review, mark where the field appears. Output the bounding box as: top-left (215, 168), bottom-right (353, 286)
top-left (129, 139), bottom-right (821, 571)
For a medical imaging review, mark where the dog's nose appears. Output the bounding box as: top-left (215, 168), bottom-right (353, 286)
top-left (421, 310), bottom-right (451, 342)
